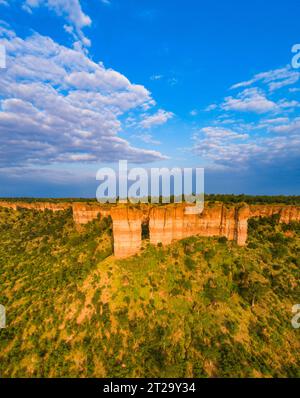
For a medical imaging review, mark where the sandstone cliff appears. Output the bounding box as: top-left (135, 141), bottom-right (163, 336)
top-left (0, 201), bottom-right (70, 212)
top-left (110, 207), bottom-right (143, 258)
top-left (0, 201), bottom-right (299, 258)
top-left (71, 203), bottom-right (111, 225)
top-left (149, 204), bottom-right (239, 246)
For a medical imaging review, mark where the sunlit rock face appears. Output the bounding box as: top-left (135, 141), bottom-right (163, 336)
top-left (0, 201), bottom-right (69, 212)
top-left (0, 201), bottom-right (300, 258)
top-left (149, 204), bottom-right (247, 246)
top-left (279, 206), bottom-right (300, 224)
top-left (72, 203), bottom-right (102, 225)
top-left (110, 204), bottom-right (300, 257)
top-left (110, 207), bottom-right (144, 259)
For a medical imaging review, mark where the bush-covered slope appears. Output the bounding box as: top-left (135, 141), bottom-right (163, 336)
top-left (0, 208), bottom-right (299, 378)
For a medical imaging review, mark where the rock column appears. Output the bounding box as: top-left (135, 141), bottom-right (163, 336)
top-left (111, 207), bottom-right (143, 258)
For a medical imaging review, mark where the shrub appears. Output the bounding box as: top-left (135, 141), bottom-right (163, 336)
top-left (184, 255), bottom-right (197, 271)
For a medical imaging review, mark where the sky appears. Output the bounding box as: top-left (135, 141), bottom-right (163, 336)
top-left (0, 0), bottom-right (299, 197)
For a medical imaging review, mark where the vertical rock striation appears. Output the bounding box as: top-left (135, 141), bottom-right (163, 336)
top-left (0, 201), bottom-right (299, 258)
top-left (111, 207), bottom-right (143, 258)
top-left (149, 204), bottom-right (246, 246)
top-left (72, 203), bottom-right (102, 225)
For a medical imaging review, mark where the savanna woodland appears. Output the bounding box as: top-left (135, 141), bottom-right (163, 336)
top-left (0, 203), bottom-right (300, 378)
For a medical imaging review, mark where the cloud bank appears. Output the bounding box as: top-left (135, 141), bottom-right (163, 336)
top-left (0, 25), bottom-right (169, 168)
top-left (192, 66), bottom-right (300, 174)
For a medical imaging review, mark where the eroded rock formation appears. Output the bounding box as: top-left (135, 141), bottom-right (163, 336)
top-left (111, 207), bottom-right (143, 258)
top-left (72, 203), bottom-right (110, 225)
top-left (0, 201), bottom-right (299, 258)
top-left (0, 201), bottom-right (69, 212)
top-left (149, 204), bottom-right (240, 246)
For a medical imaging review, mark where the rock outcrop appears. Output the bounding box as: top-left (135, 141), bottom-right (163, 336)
top-left (0, 201), bottom-right (299, 258)
top-left (0, 201), bottom-right (69, 212)
top-left (149, 204), bottom-right (242, 246)
top-left (71, 203), bottom-right (110, 225)
top-left (110, 207), bottom-right (143, 258)
top-left (250, 205), bottom-right (300, 224)
top-left (116, 204), bottom-right (300, 257)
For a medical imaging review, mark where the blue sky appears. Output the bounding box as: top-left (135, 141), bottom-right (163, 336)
top-left (0, 0), bottom-right (299, 197)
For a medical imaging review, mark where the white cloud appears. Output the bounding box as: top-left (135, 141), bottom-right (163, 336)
top-left (231, 66), bottom-right (300, 92)
top-left (23, 0), bottom-right (92, 50)
top-left (150, 74), bottom-right (163, 81)
top-left (261, 117), bottom-right (290, 125)
top-left (268, 117), bottom-right (300, 134)
top-left (199, 127), bottom-right (249, 140)
top-left (192, 124), bottom-right (300, 170)
top-left (277, 99), bottom-right (300, 109)
top-left (132, 133), bottom-right (161, 146)
top-left (0, 28), bottom-right (168, 167)
top-left (140, 109), bottom-right (174, 129)
top-left (204, 104), bottom-right (218, 112)
top-left (222, 88), bottom-right (278, 114)
top-left (196, 67), bottom-right (300, 171)
top-left (190, 109), bottom-right (198, 116)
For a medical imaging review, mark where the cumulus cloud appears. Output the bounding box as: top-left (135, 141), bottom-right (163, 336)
top-left (22, 0), bottom-right (92, 50)
top-left (140, 109), bottom-right (174, 129)
top-left (192, 124), bottom-right (300, 170)
top-left (193, 64), bottom-right (300, 174)
top-left (0, 27), bottom-right (168, 168)
top-left (222, 88), bottom-right (279, 114)
top-left (268, 117), bottom-right (300, 134)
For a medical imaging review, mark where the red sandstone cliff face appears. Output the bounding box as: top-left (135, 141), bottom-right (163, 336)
top-left (0, 201), bottom-right (111, 225)
top-left (149, 204), bottom-right (244, 246)
top-left (0, 201), bottom-right (299, 258)
top-left (236, 206), bottom-right (250, 246)
top-left (109, 204), bottom-right (247, 258)
top-left (0, 201), bottom-right (70, 212)
top-left (250, 205), bottom-right (300, 224)
top-left (0, 202), bottom-right (18, 211)
top-left (71, 203), bottom-right (110, 225)
top-left (110, 207), bottom-right (143, 258)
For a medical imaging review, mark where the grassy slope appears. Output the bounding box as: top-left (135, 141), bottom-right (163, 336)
top-left (0, 208), bottom-right (300, 378)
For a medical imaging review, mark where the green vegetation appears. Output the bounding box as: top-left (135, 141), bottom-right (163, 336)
top-left (205, 194), bottom-right (300, 205)
top-left (1, 194), bottom-right (300, 205)
top-left (0, 208), bottom-right (300, 378)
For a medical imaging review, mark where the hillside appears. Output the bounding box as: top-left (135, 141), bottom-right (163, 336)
top-left (0, 207), bottom-right (300, 377)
